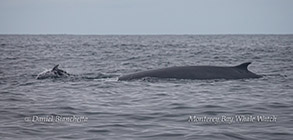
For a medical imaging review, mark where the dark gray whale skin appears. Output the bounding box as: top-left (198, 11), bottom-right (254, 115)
top-left (118, 62), bottom-right (262, 81)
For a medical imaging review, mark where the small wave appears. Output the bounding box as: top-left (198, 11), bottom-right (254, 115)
top-left (86, 129), bottom-right (111, 133)
top-left (142, 132), bottom-right (185, 138)
top-left (221, 132), bottom-right (254, 140)
top-left (81, 73), bottom-right (117, 80)
top-left (262, 73), bottom-right (287, 78)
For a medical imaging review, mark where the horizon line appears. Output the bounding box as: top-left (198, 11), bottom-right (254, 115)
top-left (1, 33), bottom-right (293, 36)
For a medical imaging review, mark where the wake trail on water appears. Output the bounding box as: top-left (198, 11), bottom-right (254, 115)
top-left (34, 72), bottom-right (118, 82)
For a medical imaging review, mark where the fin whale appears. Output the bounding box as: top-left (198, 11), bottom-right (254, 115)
top-left (118, 62), bottom-right (262, 81)
top-left (36, 64), bottom-right (70, 79)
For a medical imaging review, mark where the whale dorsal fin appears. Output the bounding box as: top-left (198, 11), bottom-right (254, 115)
top-left (52, 64), bottom-right (59, 71)
top-left (235, 62), bottom-right (251, 70)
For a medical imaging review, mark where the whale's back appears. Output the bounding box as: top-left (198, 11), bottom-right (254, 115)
top-left (118, 63), bottom-right (261, 81)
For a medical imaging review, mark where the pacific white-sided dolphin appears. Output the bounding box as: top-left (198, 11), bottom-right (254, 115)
top-left (36, 64), bottom-right (70, 79)
top-left (118, 62), bottom-right (262, 81)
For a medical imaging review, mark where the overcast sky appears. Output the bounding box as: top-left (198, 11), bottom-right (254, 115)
top-left (0, 0), bottom-right (292, 34)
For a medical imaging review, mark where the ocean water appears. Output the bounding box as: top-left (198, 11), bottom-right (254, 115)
top-left (0, 35), bottom-right (292, 140)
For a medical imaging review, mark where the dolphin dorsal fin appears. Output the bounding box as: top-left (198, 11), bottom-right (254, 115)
top-left (52, 64), bottom-right (59, 71)
top-left (235, 62), bottom-right (251, 70)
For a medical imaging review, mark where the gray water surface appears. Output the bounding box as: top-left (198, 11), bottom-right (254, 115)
top-left (0, 35), bottom-right (292, 139)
